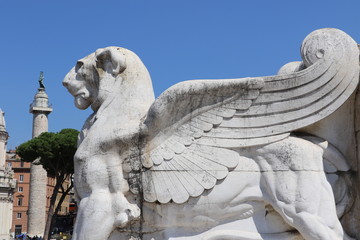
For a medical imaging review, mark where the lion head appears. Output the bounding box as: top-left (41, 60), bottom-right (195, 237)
top-left (63, 47), bottom-right (155, 115)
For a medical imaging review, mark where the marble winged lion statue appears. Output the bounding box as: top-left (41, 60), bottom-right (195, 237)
top-left (63, 28), bottom-right (360, 240)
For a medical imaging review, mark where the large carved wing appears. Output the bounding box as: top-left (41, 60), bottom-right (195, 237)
top-left (140, 28), bottom-right (359, 204)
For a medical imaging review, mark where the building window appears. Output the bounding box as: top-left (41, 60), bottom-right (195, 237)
top-left (7, 162), bottom-right (12, 167)
top-left (16, 213), bottom-right (22, 219)
top-left (17, 198), bottom-right (23, 206)
top-left (18, 187), bottom-right (23, 192)
top-left (19, 175), bottom-right (24, 182)
top-left (15, 225), bottom-right (22, 236)
top-left (20, 161), bottom-right (24, 167)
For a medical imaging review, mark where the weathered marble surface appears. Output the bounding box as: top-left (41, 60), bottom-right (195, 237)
top-left (63, 28), bottom-right (360, 240)
top-left (0, 110), bottom-right (16, 240)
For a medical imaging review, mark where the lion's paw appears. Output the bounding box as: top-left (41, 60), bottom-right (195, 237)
top-left (115, 204), bottom-right (141, 228)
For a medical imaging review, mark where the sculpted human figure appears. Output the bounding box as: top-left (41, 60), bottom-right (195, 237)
top-left (38, 71), bottom-right (45, 89)
top-left (63, 28), bottom-right (359, 240)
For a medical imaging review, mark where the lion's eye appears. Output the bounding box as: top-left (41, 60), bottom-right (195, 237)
top-left (75, 61), bottom-right (84, 72)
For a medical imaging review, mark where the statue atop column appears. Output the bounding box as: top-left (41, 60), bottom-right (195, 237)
top-left (38, 71), bottom-right (45, 89)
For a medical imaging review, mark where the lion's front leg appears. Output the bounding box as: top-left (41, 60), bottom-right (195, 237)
top-left (73, 191), bottom-right (140, 240)
top-left (73, 189), bottom-right (115, 240)
top-left (72, 152), bottom-right (140, 240)
top-left (113, 192), bottom-right (141, 228)
top-left (104, 152), bottom-right (141, 227)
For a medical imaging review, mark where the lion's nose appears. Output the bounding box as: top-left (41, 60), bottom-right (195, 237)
top-left (63, 68), bottom-right (76, 88)
top-left (62, 80), bottom-right (69, 88)
top-left (62, 75), bottom-right (71, 87)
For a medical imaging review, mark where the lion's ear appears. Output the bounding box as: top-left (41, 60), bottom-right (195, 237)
top-left (95, 47), bottom-right (127, 76)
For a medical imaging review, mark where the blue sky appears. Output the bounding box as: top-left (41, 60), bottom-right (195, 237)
top-left (1, 1), bottom-right (360, 149)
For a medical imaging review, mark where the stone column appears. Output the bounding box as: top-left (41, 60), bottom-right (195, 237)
top-left (27, 84), bottom-right (52, 237)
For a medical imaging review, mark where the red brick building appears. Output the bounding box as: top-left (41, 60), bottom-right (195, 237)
top-left (6, 150), bottom-right (31, 235)
top-left (6, 150), bottom-right (71, 236)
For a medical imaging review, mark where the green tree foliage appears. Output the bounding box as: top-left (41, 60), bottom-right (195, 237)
top-left (17, 128), bottom-right (78, 176)
top-left (16, 128), bottom-right (79, 240)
